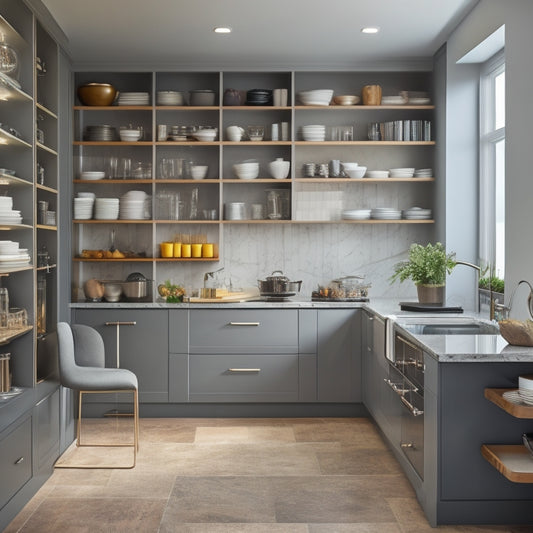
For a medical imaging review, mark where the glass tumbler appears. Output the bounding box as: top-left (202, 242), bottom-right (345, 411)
top-left (0, 288), bottom-right (9, 329)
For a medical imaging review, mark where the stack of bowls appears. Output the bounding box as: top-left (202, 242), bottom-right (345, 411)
top-left (246, 89), bottom-right (272, 106)
top-left (190, 165), bottom-right (208, 180)
top-left (156, 91), bottom-right (184, 105)
top-left (518, 375), bottom-right (533, 405)
top-left (298, 89), bottom-right (334, 106)
top-left (73, 195), bottom-right (95, 220)
top-left (119, 128), bottom-right (142, 142)
top-left (301, 125), bottom-right (326, 141)
top-left (389, 167), bottom-right (415, 178)
top-left (193, 128), bottom-right (217, 141)
top-left (94, 198), bottom-right (120, 220)
top-left (233, 160), bottom-right (259, 180)
top-left (80, 170), bottom-right (105, 181)
top-left (120, 190), bottom-right (149, 220)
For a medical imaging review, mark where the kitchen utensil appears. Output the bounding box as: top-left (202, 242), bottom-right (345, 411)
top-left (247, 125), bottom-right (264, 141)
top-left (223, 88), bottom-right (243, 106)
top-left (0, 287), bottom-right (8, 328)
top-left (77, 83), bottom-right (117, 106)
top-left (102, 281), bottom-right (123, 302)
top-left (189, 89), bottom-right (216, 106)
top-left (257, 270), bottom-right (302, 297)
top-left (268, 158), bottom-right (290, 179)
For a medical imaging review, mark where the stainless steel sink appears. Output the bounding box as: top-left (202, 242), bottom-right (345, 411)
top-left (396, 317), bottom-right (499, 335)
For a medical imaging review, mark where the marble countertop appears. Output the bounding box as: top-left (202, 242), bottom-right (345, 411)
top-left (69, 297), bottom-right (533, 363)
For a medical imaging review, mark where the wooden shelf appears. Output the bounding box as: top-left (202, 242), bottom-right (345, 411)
top-left (0, 174), bottom-right (32, 187)
top-left (36, 183), bottom-right (58, 194)
top-left (294, 141), bottom-right (435, 146)
top-left (73, 257), bottom-right (153, 263)
top-left (36, 141), bottom-right (57, 156)
top-left (481, 444), bottom-right (533, 483)
top-left (485, 388), bottom-right (533, 418)
top-left (0, 325), bottom-right (33, 346)
top-left (294, 177), bottom-right (435, 183)
top-left (294, 105), bottom-right (435, 110)
top-left (36, 102), bottom-right (58, 119)
top-left (0, 127), bottom-right (32, 149)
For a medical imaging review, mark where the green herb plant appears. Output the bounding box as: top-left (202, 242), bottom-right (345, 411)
top-left (478, 275), bottom-right (504, 294)
top-left (390, 242), bottom-right (456, 286)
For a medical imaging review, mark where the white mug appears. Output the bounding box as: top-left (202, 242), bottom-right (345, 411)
top-left (226, 125), bottom-right (244, 142)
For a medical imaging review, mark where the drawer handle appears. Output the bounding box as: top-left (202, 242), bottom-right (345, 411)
top-left (105, 321), bottom-right (136, 326)
top-left (14, 456), bottom-right (24, 465)
top-left (400, 395), bottom-right (424, 417)
top-left (228, 322), bottom-right (260, 326)
top-left (228, 368), bottom-right (261, 372)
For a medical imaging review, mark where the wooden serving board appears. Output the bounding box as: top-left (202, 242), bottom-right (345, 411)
top-left (187, 288), bottom-right (260, 303)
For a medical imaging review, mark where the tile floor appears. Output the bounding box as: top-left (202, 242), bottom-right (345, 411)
top-left (5, 417), bottom-right (533, 532)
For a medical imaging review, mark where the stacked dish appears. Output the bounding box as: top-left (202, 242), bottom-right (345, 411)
top-left (371, 207), bottom-right (402, 220)
top-left (233, 160), bottom-right (259, 180)
top-left (246, 89), bottom-right (272, 106)
top-left (402, 207), bottom-right (432, 220)
top-left (83, 125), bottom-right (117, 141)
top-left (341, 209), bottom-right (371, 220)
top-left (365, 170), bottom-right (390, 179)
top-left (0, 196), bottom-right (22, 224)
top-left (73, 196), bottom-right (94, 219)
top-left (0, 241), bottom-right (30, 268)
top-left (80, 171), bottom-right (105, 180)
top-left (120, 190), bottom-right (149, 220)
top-left (381, 95), bottom-right (408, 105)
top-left (225, 202), bottom-right (246, 220)
top-left (389, 167), bottom-right (415, 178)
top-left (333, 95), bottom-right (360, 106)
top-left (119, 128), bottom-right (142, 142)
top-left (414, 168), bottom-right (433, 178)
top-left (156, 91), bottom-right (184, 105)
top-left (298, 89), bottom-right (333, 106)
top-left (301, 125), bottom-right (326, 141)
top-left (400, 91), bottom-right (431, 105)
top-left (193, 128), bottom-right (217, 141)
top-left (117, 92), bottom-right (150, 105)
top-left (518, 375), bottom-right (533, 405)
top-left (94, 198), bottom-right (119, 220)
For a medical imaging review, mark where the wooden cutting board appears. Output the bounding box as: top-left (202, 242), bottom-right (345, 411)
top-left (187, 287), bottom-right (260, 303)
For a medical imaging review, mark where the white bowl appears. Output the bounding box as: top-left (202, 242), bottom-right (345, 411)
top-left (268, 159), bottom-right (290, 179)
top-left (193, 130), bottom-right (217, 142)
top-left (191, 165), bottom-right (208, 179)
top-left (519, 375), bottom-right (533, 391)
top-left (333, 95), bottom-right (360, 106)
top-left (233, 164), bottom-right (259, 180)
top-left (345, 166), bottom-right (367, 179)
top-left (341, 162), bottom-right (359, 170)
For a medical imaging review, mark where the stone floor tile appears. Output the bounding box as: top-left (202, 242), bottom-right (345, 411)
top-left (162, 524), bottom-right (309, 532)
top-left (316, 447), bottom-right (404, 475)
top-left (308, 524), bottom-right (402, 533)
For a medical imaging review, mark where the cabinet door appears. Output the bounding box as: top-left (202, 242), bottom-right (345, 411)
top-left (34, 388), bottom-right (60, 474)
top-left (74, 309), bottom-right (169, 403)
top-left (317, 309), bottom-right (361, 402)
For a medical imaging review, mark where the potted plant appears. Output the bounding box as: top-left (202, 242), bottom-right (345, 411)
top-left (478, 274), bottom-right (504, 313)
top-left (390, 242), bottom-right (456, 304)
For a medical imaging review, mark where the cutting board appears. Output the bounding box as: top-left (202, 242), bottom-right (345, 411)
top-left (187, 287), bottom-right (260, 303)
top-left (399, 302), bottom-right (464, 313)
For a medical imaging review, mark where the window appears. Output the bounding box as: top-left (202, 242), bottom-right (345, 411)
top-left (479, 50), bottom-right (505, 281)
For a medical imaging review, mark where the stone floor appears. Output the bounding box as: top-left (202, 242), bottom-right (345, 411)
top-left (5, 417), bottom-right (533, 532)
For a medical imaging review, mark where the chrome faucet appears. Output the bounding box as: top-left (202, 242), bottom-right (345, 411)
top-left (455, 260), bottom-right (482, 314)
top-left (495, 279), bottom-right (533, 321)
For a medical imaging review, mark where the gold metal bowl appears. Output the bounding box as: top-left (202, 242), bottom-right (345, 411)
top-left (77, 83), bottom-right (117, 106)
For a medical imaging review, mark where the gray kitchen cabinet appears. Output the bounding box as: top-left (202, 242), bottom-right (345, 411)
top-left (169, 309), bottom-right (189, 403)
top-left (73, 309), bottom-right (169, 403)
top-left (33, 388), bottom-right (60, 475)
top-left (317, 309), bottom-right (361, 402)
top-left (0, 414), bottom-right (32, 510)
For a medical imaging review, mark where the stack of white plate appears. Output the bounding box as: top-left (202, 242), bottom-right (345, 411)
top-left (402, 207), bottom-right (432, 220)
top-left (518, 375), bottom-right (533, 405)
top-left (80, 171), bottom-right (105, 181)
top-left (389, 167), bottom-right (415, 178)
top-left (0, 196), bottom-right (22, 225)
top-left (381, 95), bottom-right (407, 105)
top-left (301, 125), bottom-right (326, 141)
top-left (298, 89), bottom-right (333, 106)
top-left (342, 209), bottom-right (371, 220)
top-left (414, 168), bottom-right (433, 178)
top-left (94, 198), bottom-right (120, 220)
top-left (371, 207), bottom-right (402, 220)
top-left (73, 197), bottom-right (94, 220)
top-left (118, 92), bottom-right (150, 105)
top-left (83, 125), bottom-right (117, 141)
top-left (156, 91), bottom-right (184, 105)
top-left (365, 170), bottom-right (390, 179)
top-left (120, 190), bottom-right (150, 220)
top-left (0, 240), bottom-right (30, 268)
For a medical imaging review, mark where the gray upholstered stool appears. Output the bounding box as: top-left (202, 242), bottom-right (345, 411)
top-left (55, 322), bottom-right (139, 468)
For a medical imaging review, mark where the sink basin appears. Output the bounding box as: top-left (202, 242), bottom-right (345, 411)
top-left (397, 318), bottom-right (499, 336)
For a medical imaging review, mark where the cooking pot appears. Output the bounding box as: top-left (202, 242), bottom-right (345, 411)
top-left (122, 273), bottom-right (151, 300)
top-left (257, 270), bottom-right (302, 297)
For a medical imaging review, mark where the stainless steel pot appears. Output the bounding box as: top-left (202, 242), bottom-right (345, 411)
top-left (122, 273), bottom-right (151, 300)
top-left (257, 270), bottom-right (302, 297)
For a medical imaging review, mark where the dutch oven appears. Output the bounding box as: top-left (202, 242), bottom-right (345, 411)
top-left (122, 272), bottom-right (151, 300)
top-left (257, 270), bottom-right (302, 297)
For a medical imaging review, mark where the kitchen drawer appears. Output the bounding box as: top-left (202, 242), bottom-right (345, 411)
top-left (189, 353), bottom-right (299, 402)
top-left (189, 309), bottom-right (298, 354)
top-left (0, 415), bottom-right (32, 509)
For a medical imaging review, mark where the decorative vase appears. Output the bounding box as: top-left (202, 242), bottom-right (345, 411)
top-left (417, 284), bottom-right (445, 305)
top-left (361, 84), bottom-right (382, 106)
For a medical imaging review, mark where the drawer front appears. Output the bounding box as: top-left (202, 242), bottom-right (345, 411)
top-left (189, 353), bottom-right (299, 402)
top-left (0, 416), bottom-right (32, 509)
top-left (189, 309), bottom-right (298, 354)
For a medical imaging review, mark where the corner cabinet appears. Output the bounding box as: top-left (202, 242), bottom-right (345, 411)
top-left (71, 70), bottom-right (435, 301)
top-left (0, 1), bottom-right (62, 530)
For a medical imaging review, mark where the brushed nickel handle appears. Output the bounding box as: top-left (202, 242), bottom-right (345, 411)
top-left (228, 368), bottom-right (261, 372)
top-left (383, 378), bottom-right (410, 395)
top-left (228, 322), bottom-right (260, 326)
top-left (105, 321), bottom-right (136, 326)
top-left (14, 457), bottom-right (24, 464)
top-left (401, 442), bottom-right (415, 449)
top-left (400, 395), bottom-right (424, 416)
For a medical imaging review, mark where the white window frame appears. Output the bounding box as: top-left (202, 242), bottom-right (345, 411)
top-left (479, 50), bottom-right (505, 279)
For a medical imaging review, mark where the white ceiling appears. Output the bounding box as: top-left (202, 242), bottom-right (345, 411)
top-left (41, 0), bottom-right (478, 69)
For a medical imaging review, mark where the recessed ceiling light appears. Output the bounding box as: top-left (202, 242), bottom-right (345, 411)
top-left (214, 27), bottom-right (232, 34)
top-left (361, 27), bottom-right (379, 34)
